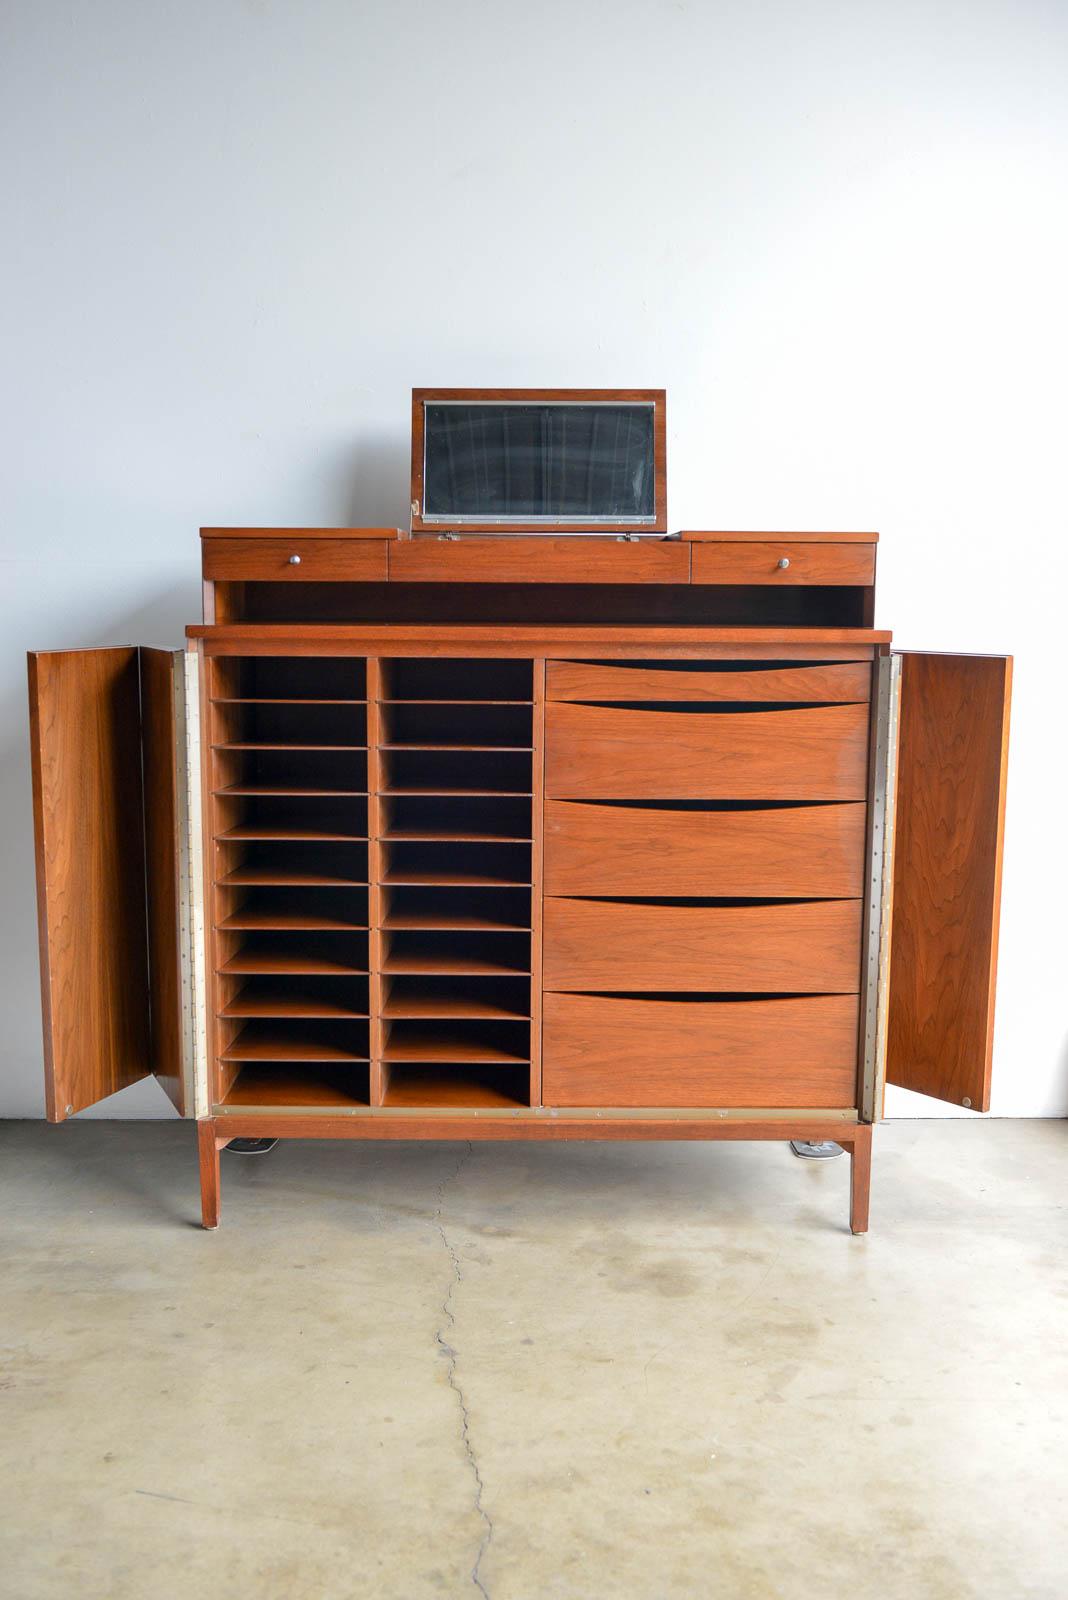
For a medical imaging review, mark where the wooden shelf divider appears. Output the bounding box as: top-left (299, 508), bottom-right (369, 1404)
top-left (367, 658), bottom-right (387, 1105)
top-left (530, 658), bottom-right (546, 1107)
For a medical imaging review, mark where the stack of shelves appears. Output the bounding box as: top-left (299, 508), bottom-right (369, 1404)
top-left (210, 657), bottom-right (371, 1107)
top-left (374, 658), bottom-right (536, 1109)
top-left (207, 652), bottom-right (541, 1113)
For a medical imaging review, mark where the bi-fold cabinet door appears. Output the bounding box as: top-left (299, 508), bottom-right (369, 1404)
top-left (880, 651), bottom-right (1012, 1114)
top-left (27, 647), bottom-right (202, 1120)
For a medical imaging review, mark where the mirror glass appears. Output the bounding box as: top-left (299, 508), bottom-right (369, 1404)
top-left (423, 402), bottom-right (656, 523)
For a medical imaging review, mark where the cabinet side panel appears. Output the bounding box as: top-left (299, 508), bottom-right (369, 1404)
top-left (886, 653), bottom-right (1012, 1111)
top-left (27, 649), bottom-right (152, 1119)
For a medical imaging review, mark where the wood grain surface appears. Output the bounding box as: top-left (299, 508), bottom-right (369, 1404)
top-left (28, 648), bottom-right (152, 1119)
top-left (886, 652), bottom-right (1011, 1111)
top-left (691, 542), bottom-right (874, 585)
top-left (543, 897), bottom-right (863, 992)
top-left (546, 702), bottom-right (870, 799)
top-left (200, 527), bottom-right (401, 541)
top-left (546, 660), bottom-right (872, 702)
top-left (680, 530), bottom-right (878, 544)
top-left (189, 624), bottom-right (891, 649)
top-left (388, 537), bottom-right (689, 585)
top-left (203, 538), bottom-right (389, 582)
top-left (205, 1112), bottom-right (863, 1142)
top-left (543, 993), bottom-right (859, 1106)
top-left (544, 799), bottom-right (867, 898)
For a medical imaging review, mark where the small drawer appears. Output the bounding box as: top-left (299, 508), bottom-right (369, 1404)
top-left (545, 701), bottom-right (870, 800)
top-left (543, 897), bottom-right (863, 992)
top-left (546, 659), bottom-right (872, 703)
top-left (388, 537), bottom-right (689, 585)
top-left (202, 538), bottom-right (390, 582)
top-left (544, 799), bottom-right (867, 898)
top-left (691, 541), bottom-right (875, 586)
top-left (542, 993), bottom-right (859, 1107)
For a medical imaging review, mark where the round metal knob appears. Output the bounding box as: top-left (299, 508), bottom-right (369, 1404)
top-left (777, 557), bottom-right (790, 570)
top-left (288, 554), bottom-right (302, 565)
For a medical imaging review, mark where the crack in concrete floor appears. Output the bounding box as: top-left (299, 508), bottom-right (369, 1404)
top-left (433, 1141), bottom-right (493, 1598)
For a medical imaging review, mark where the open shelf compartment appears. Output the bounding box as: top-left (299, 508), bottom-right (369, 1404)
top-left (206, 651), bottom-right (538, 1113)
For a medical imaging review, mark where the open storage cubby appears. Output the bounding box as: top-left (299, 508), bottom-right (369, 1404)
top-left (212, 655), bottom-right (367, 701)
top-left (209, 655), bottom-right (372, 1111)
top-left (380, 930), bottom-right (530, 976)
top-left (217, 932), bottom-right (370, 975)
top-left (380, 795), bottom-right (531, 842)
top-left (380, 657), bottom-right (532, 702)
top-left (382, 975), bottom-right (530, 1020)
top-left (218, 974), bottom-right (371, 1018)
top-left (380, 1064), bottom-right (529, 1109)
top-left (381, 841), bottom-right (531, 887)
top-left (213, 701), bottom-right (368, 748)
top-left (219, 1064), bottom-right (372, 1109)
top-left (216, 840), bottom-right (369, 886)
top-left (381, 749), bottom-right (532, 796)
top-left (373, 657), bottom-right (536, 1109)
top-left (206, 652), bottom-right (538, 1113)
top-left (380, 702), bottom-right (532, 748)
top-left (215, 795), bottom-right (368, 841)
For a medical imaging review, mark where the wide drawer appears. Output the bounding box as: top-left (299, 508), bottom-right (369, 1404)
top-left (545, 702), bottom-right (870, 799)
top-left (542, 993), bottom-right (859, 1107)
top-left (544, 800), bottom-right (866, 898)
top-left (547, 658), bottom-right (872, 702)
top-left (202, 538), bottom-right (390, 582)
top-left (543, 897), bottom-right (863, 991)
top-left (691, 541), bottom-right (875, 586)
top-left (388, 537), bottom-right (689, 584)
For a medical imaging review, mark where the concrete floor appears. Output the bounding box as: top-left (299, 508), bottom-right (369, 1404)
top-left (0, 1121), bottom-right (1065, 1600)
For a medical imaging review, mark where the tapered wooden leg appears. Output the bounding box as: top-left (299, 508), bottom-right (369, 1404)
top-left (848, 1124), bottom-right (872, 1235)
top-left (198, 1120), bottom-right (221, 1230)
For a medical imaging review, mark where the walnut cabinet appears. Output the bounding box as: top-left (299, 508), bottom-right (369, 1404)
top-left (27, 530), bottom-right (1011, 1232)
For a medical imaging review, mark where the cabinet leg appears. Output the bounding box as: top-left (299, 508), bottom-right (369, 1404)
top-left (847, 1124), bottom-right (873, 1235)
top-left (198, 1120), bottom-right (221, 1230)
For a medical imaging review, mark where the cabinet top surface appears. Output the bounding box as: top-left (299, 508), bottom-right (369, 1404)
top-left (187, 622), bottom-right (892, 645)
top-left (200, 527), bottom-right (878, 544)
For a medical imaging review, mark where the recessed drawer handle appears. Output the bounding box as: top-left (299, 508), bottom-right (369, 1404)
top-left (777, 557), bottom-right (790, 570)
top-left (288, 554), bottom-right (302, 565)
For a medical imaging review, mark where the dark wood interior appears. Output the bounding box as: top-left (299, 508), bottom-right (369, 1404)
top-left (220, 581), bottom-right (871, 627)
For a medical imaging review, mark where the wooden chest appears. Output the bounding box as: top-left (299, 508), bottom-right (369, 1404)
top-left (27, 528), bottom-right (1011, 1232)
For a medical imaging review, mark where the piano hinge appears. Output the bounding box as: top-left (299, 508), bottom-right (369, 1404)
top-left (176, 648), bottom-right (209, 1119)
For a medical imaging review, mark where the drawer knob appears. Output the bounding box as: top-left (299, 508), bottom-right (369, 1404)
top-left (288, 554), bottom-right (302, 565)
top-left (777, 557), bottom-right (790, 570)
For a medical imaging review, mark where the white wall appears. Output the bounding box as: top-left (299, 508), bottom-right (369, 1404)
top-left (2, 0), bottom-right (1065, 1118)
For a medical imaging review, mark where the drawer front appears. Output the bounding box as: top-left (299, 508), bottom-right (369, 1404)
top-left (691, 541), bottom-right (875, 586)
top-left (543, 993), bottom-right (859, 1107)
top-left (545, 702), bottom-right (870, 799)
top-left (544, 897), bottom-right (862, 992)
top-left (544, 800), bottom-right (866, 898)
top-left (202, 538), bottom-right (390, 582)
top-left (547, 659), bottom-right (872, 703)
top-left (388, 537), bottom-right (689, 585)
